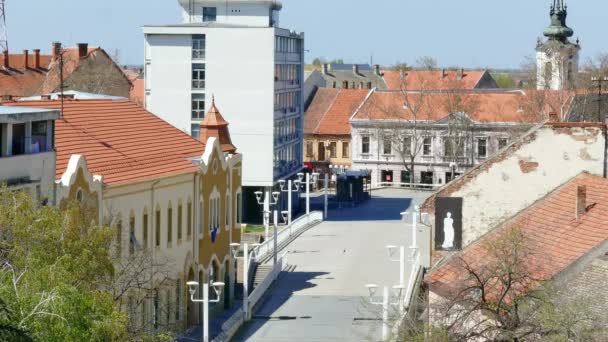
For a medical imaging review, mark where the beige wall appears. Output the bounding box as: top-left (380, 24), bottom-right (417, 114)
top-left (304, 134), bottom-right (352, 166)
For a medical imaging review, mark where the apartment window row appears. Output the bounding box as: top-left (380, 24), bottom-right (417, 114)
top-left (192, 34), bottom-right (206, 59)
top-left (274, 143), bottom-right (301, 173)
top-left (275, 117), bottom-right (299, 145)
top-left (192, 64), bottom-right (206, 89)
top-left (274, 64), bottom-right (301, 83)
top-left (275, 36), bottom-right (301, 53)
top-left (334, 80), bottom-right (373, 90)
top-left (274, 91), bottom-right (301, 112)
top-left (0, 121), bottom-right (52, 158)
top-left (307, 141), bottom-right (350, 159)
top-left (192, 94), bottom-right (206, 120)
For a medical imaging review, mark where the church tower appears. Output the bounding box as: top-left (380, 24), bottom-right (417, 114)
top-left (536, 0), bottom-right (580, 90)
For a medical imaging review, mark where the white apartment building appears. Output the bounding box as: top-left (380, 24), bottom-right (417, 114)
top-left (143, 0), bottom-right (304, 221)
top-left (0, 106), bottom-right (58, 204)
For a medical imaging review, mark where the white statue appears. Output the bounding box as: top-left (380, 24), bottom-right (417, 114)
top-left (442, 212), bottom-right (455, 249)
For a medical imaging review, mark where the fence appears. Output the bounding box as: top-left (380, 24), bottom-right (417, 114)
top-left (391, 248), bottom-right (425, 337)
top-left (376, 182), bottom-right (443, 191)
top-left (252, 211), bottom-right (324, 263)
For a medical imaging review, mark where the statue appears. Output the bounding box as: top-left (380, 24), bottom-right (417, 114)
top-left (442, 212), bottom-right (455, 249)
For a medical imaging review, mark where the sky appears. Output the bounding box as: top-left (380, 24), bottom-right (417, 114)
top-left (5, 0), bottom-right (607, 69)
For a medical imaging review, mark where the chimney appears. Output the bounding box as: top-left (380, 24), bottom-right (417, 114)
top-left (441, 68), bottom-right (446, 79)
top-left (23, 50), bottom-right (29, 69)
top-left (322, 63), bottom-right (330, 75)
top-left (33, 49), bottom-right (41, 69)
top-left (2, 94), bottom-right (13, 101)
top-left (576, 185), bottom-right (587, 221)
top-left (77, 43), bottom-right (88, 59)
top-left (52, 42), bottom-right (62, 61)
top-left (549, 111), bottom-right (559, 122)
top-left (3, 50), bottom-right (8, 68)
top-left (457, 68), bottom-right (464, 80)
top-left (374, 64), bottom-right (381, 76)
top-left (352, 64), bottom-right (359, 75)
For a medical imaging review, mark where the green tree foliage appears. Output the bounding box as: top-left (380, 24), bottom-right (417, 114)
top-left (493, 73), bottom-right (516, 89)
top-left (0, 187), bottom-right (128, 341)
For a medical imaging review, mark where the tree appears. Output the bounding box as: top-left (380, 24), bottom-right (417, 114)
top-left (493, 73), bottom-right (516, 89)
top-left (416, 56), bottom-right (438, 71)
top-left (430, 227), bottom-right (604, 341)
top-left (0, 186), bottom-right (128, 341)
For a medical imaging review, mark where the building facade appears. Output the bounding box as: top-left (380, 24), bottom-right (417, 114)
top-left (6, 98), bottom-right (243, 335)
top-left (143, 0), bottom-right (304, 222)
top-left (0, 106), bottom-right (58, 204)
top-left (349, 90), bottom-right (536, 188)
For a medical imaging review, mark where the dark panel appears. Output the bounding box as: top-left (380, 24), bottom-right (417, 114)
top-left (435, 197), bottom-right (463, 251)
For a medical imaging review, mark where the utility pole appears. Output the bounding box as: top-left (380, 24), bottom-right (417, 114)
top-left (591, 76), bottom-right (608, 122)
top-left (0, 0), bottom-right (8, 53)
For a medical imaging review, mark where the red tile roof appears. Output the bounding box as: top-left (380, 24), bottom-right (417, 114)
top-left (305, 88), bottom-right (370, 136)
top-left (130, 79), bottom-right (144, 106)
top-left (199, 99), bottom-right (237, 153)
top-left (352, 90), bottom-right (541, 123)
top-left (4, 99), bottom-right (205, 186)
top-left (383, 70), bottom-right (487, 90)
top-left (426, 172), bottom-right (608, 299)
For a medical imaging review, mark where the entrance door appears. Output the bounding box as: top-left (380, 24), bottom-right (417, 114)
top-left (381, 170), bottom-right (393, 184)
top-left (445, 172), bottom-right (462, 183)
top-left (400, 171), bottom-right (411, 187)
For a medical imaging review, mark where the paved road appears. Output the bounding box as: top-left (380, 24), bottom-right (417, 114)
top-left (234, 189), bottom-right (431, 342)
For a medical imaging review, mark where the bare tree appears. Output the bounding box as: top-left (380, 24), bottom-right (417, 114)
top-left (416, 56), bottom-right (438, 71)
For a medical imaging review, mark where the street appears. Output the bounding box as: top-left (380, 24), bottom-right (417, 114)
top-left (234, 189), bottom-right (431, 341)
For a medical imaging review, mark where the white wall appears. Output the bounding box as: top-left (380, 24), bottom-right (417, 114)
top-left (0, 151), bottom-right (56, 202)
top-left (427, 125), bottom-right (605, 246)
top-left (178, 0), bottom-right (277, 27)
top-left (145, 34), bottom-right (193, 134)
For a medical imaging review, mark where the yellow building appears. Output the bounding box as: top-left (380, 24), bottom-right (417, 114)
top-left (8, 98), bottom-right (242, 334)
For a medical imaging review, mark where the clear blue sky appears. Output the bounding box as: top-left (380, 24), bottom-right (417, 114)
top-left (5, 0), bottom-right (606, 69)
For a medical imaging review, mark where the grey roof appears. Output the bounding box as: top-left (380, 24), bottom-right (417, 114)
top-left (567, 94), bottom-right (608, 122)
top-left (319, 70), bottom-right (387, 89)
top-left (19, 91), bottom-right (126, 101)
top-left (0, 106), bottom-right (60, 123)
top-left (330, 64), bottom-right (372, 71)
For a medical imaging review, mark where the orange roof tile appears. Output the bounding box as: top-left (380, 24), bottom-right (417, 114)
top-left (353, 90), bottom-right (542, 123)
top-left (304, 88), bottom-right (339, 134)
top-left (4, 99), bottom-right (205, 186)
top-left (383, 70), bottom-right (487, 90)
top-left (130, 79), bottom-right (144, 106)
top-left (426, 172), bottom-right (608, 299)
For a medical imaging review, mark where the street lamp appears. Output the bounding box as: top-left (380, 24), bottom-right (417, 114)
top-left (364, 284), bottom-right (406, 341)
top-left (229, 242), bottom-right (260, 321)
top-left (297, 172), bottom-right (319, 215)
top-left (400, 206), bottom-right (420, 259)
top-left (186, 280), bottom-right (225, 342)
top-left (279, 177), bottom-right (302, 226)
top-left (254, 190), bottom-right (280, 240)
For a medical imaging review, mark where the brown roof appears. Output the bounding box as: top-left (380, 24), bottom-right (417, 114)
top-left (305, 88), bottom-right (370, 136)
top-left (353, 90), bottom-right (540, 123)
top-left (4, 99), bottom-right (205, 186)
top-left (383, 70), bottom-right (487, 90)
top-left (198, 99), bottom-right (237, 153)
top-left (304, 88), bottom-right (339, 134)
top-left (426, 172), bottom-right (608, 299)
top-left (130, 79), bottom-right (144, 106)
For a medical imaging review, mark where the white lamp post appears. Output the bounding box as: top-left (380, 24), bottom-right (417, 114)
top-left (364, 284), bottom-right (406, 341)
top-left (254, 190), bottom-right (280, 240)
top-left (186, 280), bottom-right (225, 342)
top-left (401, 205), bottom-right (420, 260)
top-left (279, 175), bottom-right (302, 226)
top-left (230, 242), bottom-right (260, 321)
top-left (386, 245), bottom-right (406, 287)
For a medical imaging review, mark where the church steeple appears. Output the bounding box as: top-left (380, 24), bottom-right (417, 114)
top-left (544, 0), bottom-right (574, 43)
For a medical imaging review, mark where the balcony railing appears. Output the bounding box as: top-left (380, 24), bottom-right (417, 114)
top-left (192, 80), bottom-right (205, 89)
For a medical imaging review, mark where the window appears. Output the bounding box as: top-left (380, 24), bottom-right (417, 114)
top-left (129, 215), bottom-right (135, 255)
top-left (209, 195), bottom-right (220, 233)
top-left (403, 137), bottom-right (412, 156)
top-left (329, 142), bottom-right (337, 158)
top-left (177, 203), bottom-right (183, 240)
top-left (317, 142), bottom-right (325, 160)
top-left (175, 280), bottom-right (181, 321)
top-left (236, 191), bottom-right (242, 225)
top-left (155, 208), bottom-right (161, 247)
top-left (342, 142), bottom-right (350, 158)
top-left (444, 138), bottom-right (453, 157)
top-left (192, 34), bottom-right (206, 59)
top-left (192, 64), bottom-right (205, 89)
top-left (187, 201), bottom-right (192, 238)
top-left (477, 138), bottom-right (487, 158)
top-left (381, 170), bottom-right (393, 183)
top-left (115, 219), bottom-right (122, 258)
top-left (31, 121), bottom-right (48, 153)
top-left (362, 136), bottom-right (370, 154)
top-left (153, 293), bottom-right (159, 329)
top-left (306, 142), bottom-right (313, 157)
top-left (167, 205), bottom-right (173, 245)
top-left (143, 211), bottom-right (149, 249)
top-left (11, 123), bottom-right (25, 156)
top-left (498, 138), bottom-right (508, 150)
top-left (192, 94), bottom-right (205, 120)
top-left (142, 299), bottom-right (148, 331)
top-left (383, 137), bottom-right (392, 155)
top-left (165, 289), bottom-right (170, 324)
top-left (225, 194), bottom-right (230, 228)
top-left (202, 6), bottom-right (217, 22)
top-left (422, 137), bottom-right (432, 156)
top-left (191, 124), bottom-right (201, 139)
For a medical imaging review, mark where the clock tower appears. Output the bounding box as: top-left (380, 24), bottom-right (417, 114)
top-left (536, 0), bottom-right (580, 90)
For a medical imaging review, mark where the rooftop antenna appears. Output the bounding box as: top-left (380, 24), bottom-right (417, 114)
top-left (0, 0), bottom-right (8, 53)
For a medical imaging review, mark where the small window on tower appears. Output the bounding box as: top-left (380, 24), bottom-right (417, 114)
top-left (203, 7), bottom-right (217, 22)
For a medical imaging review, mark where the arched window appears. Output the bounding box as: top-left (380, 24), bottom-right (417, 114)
top-left (129, 211), bottom-right (136, 255)
top-left (544, 61), bottom-right (553, 89)
top-left (225, 193), bottom-right (231, 230)
top-left (155, 206), bottom-right (161, 247)
top-left (236, 188), bottom-right (243, 225)
top-left (115, 215), bottom-right (123, 258)
top-left (177, 200), bottom-right (183, 241)
top-left (187, 198), bottom-right (193, 239)
top-left (167, 201), bottom-right (173, 246)
top-left (143, 207), bottom-right (149, 249)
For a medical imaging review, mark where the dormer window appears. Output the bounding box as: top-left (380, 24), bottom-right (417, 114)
top-left (203, 7), bottom-right (217, 22)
